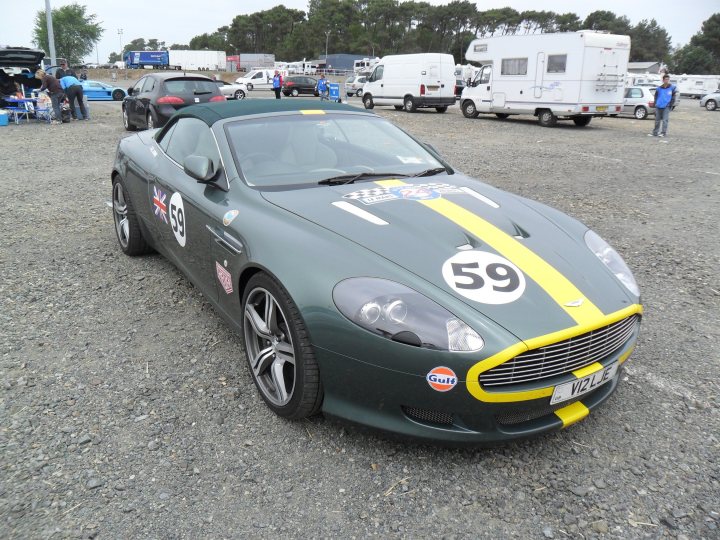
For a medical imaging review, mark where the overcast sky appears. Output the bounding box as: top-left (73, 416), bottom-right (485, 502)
top-left (3, 1), bottom-right (718, 63)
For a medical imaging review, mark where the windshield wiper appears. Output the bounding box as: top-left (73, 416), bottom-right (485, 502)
top-left (410, 167), bottom-right (449, 177)
top-left (317, 172), bottom-right (409, 186)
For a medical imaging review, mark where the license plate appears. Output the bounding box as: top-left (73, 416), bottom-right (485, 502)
top-left (550, 363), bottom-right (617, 405)
top-left (596, 106), bottom-right (607, 112)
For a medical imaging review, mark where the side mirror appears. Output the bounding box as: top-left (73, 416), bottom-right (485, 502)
top-left (127, 87), bottom-right (134, 95)
top-left (183, 155), bottom-right (216, 183)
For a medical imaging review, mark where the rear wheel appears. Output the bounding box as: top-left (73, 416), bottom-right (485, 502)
top-left (363, 94), bottom-right (374, 109)
top-left (112, 89), bottom-right (124, 101)
top-left (112, 175), bottom-right (152, 256)
top-left (435, 106), bottom-right (448, 113)
top-left (495, 113), bottom-right (510, 119)
top-left (634, 106), bottom-right (648, 120)
top-left (462, 100), bottom-right (479, 118)
top-left (291, 88), bottom-right (299, 97)
top-left (234, 89), bottom-right (245, 100)
top-left (573, 116), bottom-right (592, 126)
top-left (242, 273), bottom-right (323, 419)
top-left (403, 96), bottom-right (417, 112)
top-left (706, 99), bottom-right (717, 111)
top-left (538, 109), bottom-right (557, 127)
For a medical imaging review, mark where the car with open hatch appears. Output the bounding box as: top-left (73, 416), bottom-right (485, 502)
top-left (122, 73), bottom-right (225, 131)
top-left (110, 99), bottom-right (642, 445)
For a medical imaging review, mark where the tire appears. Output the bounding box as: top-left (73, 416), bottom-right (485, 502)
top-left (363, 94), bottom-right (374, 109)
top-left (634, 106), bottom-right (648, 120)
top-left (435, 106), bottom-right (448, 113)
top-left (573, 116), bottom-right (592, 126)
top-left (112, 89), bottom-right (125, 101)
top-left (356, 89), bottom-right (362, 97)
top-left (706, 99), bottom-right (717, 111)
top-left (111, 175), bottom-right (152, 256)
top-left (122, 106), bottom-right (136, 131)
top-left (291, 88), bottom-right (299, 97)
top-left (495, 113), bottom-right (510, 119)
top-left (394, 105), bottom-right (403, 110)
top-left (234, 89), bottom-right (245, 100)
top-left (403, 96), bottom-right (417, 112)
top-left (462, 100), bottom-right (479, 118)
top-left (242, 273), bottom-right (323, 419)
top-left (538, 109), bottom-right (557, 127)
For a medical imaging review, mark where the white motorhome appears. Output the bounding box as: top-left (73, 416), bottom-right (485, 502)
top-left (234, 68), bottom-right (288, 90)
top-left (461, 31), bottom-right (630, 126)
top-left (362, 53), bottom-right (456, 113)
top-left (354, 57), bottom-right (380, 73)
top-left (676, 75), bottom-right (720, 98)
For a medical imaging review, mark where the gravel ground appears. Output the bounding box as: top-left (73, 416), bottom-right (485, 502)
top-left (1, 86), bottom-right (719, 539)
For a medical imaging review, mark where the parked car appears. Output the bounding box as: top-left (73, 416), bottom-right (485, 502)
top-left (282, 75), bottom-right (319, 97)
top-left (621, 86), bottom-right (656, 119)
top-left (214, 80), bottom-right (248, 100)
top-left (0, 47), bottom-right (44, 100)
top-left (122, 73), bottom-right (225, 131)
top-left (344, 75), bottom-right (367, 97)
top-left (700, 91), bottom-right (719, 111)
top-left (110, 99), bottom-right (642, 444)
top-left (81, 80), bottom-right (126, 101)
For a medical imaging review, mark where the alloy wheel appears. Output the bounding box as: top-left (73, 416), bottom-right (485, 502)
top-left (112, 182), bottom-right (130, 249)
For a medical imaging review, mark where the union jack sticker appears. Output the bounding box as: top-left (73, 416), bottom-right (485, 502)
top-left (216, 262), bottom-right (233, 295)
top-left (152, 186), bottom-right (168, 223)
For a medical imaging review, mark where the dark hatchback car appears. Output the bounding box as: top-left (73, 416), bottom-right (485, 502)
top-left (282, 76), bottom-right (319, 97)
top-left (122, 73), bottom-right (225, 131)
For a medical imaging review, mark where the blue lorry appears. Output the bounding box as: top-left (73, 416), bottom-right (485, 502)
top-left (124, 51), bottom-right (179, 70)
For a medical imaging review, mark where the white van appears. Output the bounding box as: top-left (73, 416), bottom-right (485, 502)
top-left (362, 53), bottom-right (456, 113)
top-left (461, 31), bottom-right (630, 126)
top-left (235, 68), bottom-right (288, 90)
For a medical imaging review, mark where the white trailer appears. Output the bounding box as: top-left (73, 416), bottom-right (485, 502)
top-left (168, 50), bottom-right (227, 71)
top-left (461, 31), bottom-right (630, 127)
top-left (676, 75), bottom-right (720, 98)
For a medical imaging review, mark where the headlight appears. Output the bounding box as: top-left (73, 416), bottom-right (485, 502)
top-left (584, 230), bottom-right (640, 297)
top-left (333, 277), bottom-right (484, 352)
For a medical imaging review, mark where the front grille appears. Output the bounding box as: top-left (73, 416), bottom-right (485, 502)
top-left (495, 394), bottom-right (587, 426)
top-left (480, 315), bottom-right (639, 388)
top-left (402, 406), bottom-right (454, 426)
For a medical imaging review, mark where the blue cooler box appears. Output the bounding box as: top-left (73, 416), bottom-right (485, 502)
top-left (0, 113), bottom-right (8, 126)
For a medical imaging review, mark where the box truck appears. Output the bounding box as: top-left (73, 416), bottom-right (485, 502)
top-left (124, 51), bottom-right (170, 69)
top-left (361, 53), bottom-right (456, 113)
top-left (168, 50), bottom-right (226, 71)
top-left (461, 31), bottom-right (631, 126)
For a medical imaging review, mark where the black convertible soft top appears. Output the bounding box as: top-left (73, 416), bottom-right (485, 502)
top-left (170, 99), bottom-right (359, 126)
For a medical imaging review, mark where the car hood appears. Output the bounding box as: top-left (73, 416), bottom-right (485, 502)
top-left (261, 175), bottom-right (637, 341)
top-left (0, 47), bottom-right (45, 68)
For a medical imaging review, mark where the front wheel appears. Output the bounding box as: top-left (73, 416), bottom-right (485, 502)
top-left (435, 106), bottom-right (448, 113)
top-left (634, 106), bottom-right (648, 120)
top-left (356, 89), bottom-right (363, 97)
top-left (242, 273), bottom-right (323, 419)
top-left (706, 99), bottom-right (717, 111)
top-left (234, 89), bottom-right (245, 100)
top-left (573, 116), bottom-right (592, 126)
top-left (538, 109), bottom-right (557, 127)
top-left (363, 94), bottom-right (374, 109)
top-left (462, 100), bottom-right (478, 118)
top-left (112, 176), bottom-right (152, 256)
top-left (112, 89), bottom-right (125, 101)
top-left (122, 106), bottom-right (136, 131)
top-left (291, 88), bottom-right (299, 97)
top-left (403, 96), bottom-right (417, 112)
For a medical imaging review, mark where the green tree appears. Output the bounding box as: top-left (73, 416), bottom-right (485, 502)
top-left (108, 52), bottom-right (121, 63)
top-left (629, 19), bottom-right (671, 62)
top-left (690, 13), bottom-right (720, 59)
top-left (671, 44), bottom-right (718, 74)
top-left (169, 43), bottom-right (190, 50)
top-left (553, 13), bottom-right (581, 32)
top-left (123, 38), bottom-right (146, 55)
top-left (32, 3), bottom-right (103, 64)
top-left (583, 10), bottom-right (632, 35)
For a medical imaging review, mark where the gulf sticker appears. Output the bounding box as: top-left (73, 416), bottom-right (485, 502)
top-left (426, 366), bottom-right (457, 392)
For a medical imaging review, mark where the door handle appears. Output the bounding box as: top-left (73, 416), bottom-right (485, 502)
top-left (380, 84), bottom-right (383, 87)
top-left (207, 225), bottom-right (243, 255)
top-left (487, 85), bottom-right (490, 91)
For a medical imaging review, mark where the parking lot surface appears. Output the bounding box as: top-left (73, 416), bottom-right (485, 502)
top-left (1, 89), bottom-right (719, 538)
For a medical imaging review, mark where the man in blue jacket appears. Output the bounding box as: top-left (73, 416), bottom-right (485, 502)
top-left (649, 74), bottom-right (677, 138)
top-left (59, 74), bottom-right (88, 120)
top-left (317, 74), bottom-right (329, 101)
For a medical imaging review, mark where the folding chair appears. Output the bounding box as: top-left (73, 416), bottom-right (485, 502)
top-left (5, 105), bottom-right (30, 124)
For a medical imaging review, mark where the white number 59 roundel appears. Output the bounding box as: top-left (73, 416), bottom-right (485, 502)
top-left (442, 250), bottom-right (526, 304)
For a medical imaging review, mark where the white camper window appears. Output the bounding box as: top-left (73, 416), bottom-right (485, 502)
top-left (501, 58), bottom-right (527, 76)
top-left (547, 55), bottom-right (567, 74)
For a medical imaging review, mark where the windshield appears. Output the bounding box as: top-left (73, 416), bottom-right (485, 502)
top-left (225, 113), bottom-right (444, 187)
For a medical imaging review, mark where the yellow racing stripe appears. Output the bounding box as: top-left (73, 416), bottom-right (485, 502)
top-left (554, 401), bottom-right (590, 427)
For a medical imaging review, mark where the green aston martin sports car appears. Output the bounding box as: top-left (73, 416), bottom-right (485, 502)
top-left (111, 99), bottom-right (642, 444)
